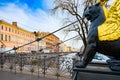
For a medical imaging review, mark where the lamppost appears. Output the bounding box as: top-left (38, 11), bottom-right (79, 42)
top-left (0, 45), bottom-right (5, 70)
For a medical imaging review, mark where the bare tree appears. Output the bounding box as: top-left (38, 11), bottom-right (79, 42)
top-left (52, 0), bottom-right (97, 48)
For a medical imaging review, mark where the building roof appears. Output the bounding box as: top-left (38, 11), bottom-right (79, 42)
top-left (0, 20), bottom-right (34, 34)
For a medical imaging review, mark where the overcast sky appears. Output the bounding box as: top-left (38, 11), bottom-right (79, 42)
top-left (0, 0), bottom-right (114, 49)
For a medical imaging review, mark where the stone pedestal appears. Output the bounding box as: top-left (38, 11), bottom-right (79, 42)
top-left (73, 63), bottom-right (120, 80)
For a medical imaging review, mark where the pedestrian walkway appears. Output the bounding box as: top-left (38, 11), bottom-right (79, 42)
top-left (0, 71), bottom-right (56, 80)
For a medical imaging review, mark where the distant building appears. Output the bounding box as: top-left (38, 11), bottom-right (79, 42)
top-left (0, 20), bottom-right (77, 53)
top-left (59, 42), bottom-right (69, 52)
top-left (59, 41), bottom-right (79, 53)
top-left (34, 32), bottom-right (60, 52)
top-left (0, 20), bottom-right (37, 53)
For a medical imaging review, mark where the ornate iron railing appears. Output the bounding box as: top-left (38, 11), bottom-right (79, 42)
top-left (0, 52), bottom-right (75, 80)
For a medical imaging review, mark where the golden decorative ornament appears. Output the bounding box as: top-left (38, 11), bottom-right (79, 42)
top-left (98, 0), bottom-right (120, 41)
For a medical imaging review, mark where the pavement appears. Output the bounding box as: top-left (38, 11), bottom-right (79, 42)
top-left (0, 71), bottom-right (56, 80)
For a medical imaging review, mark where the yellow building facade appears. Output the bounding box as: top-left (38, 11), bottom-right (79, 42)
top-left (0, 20), bottom-right (37, 53)
top-left (36, 32), bottom-right (60, 52)
top-left (0, 20), bottom-right (68, 53)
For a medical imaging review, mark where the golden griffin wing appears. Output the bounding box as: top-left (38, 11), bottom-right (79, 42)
top-left (98, 0), bottom-right (120, 41)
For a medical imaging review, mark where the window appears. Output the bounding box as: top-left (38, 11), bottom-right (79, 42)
top-left (0, 34), bottom-right (3, 40)
top-left (5, 35), bottom-right (7, 41)
top-left (1, 25), bottom-right (3, 30)
top-left (12, 29), bottom-right (14, 32)
top-left (9, 36), bottom-right (11, 41)
top-left (0, 25), bottom-right (1, 29)
top-left (5, 27), bottom-right (7, 31)
top-left (9, 28), bottom-right (11, 32)
top-left (15, 30), bottom-right (17, 33)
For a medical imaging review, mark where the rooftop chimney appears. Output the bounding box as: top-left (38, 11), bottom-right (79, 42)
top-left (12, 22), bottom-right (17, 26)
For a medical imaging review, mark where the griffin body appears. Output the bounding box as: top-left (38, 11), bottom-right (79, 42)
top-left (75, 0), bottom-right (120, 69)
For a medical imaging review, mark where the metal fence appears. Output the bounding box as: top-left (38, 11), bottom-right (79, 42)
top-left (0, 52), bottom-right (75, 80)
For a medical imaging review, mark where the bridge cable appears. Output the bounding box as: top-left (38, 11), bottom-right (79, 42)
top-left (1, 20), bottom-right (78, 54)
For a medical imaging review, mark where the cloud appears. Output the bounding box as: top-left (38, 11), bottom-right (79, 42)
top-left (43, 0), bottom-right (54, 10)
top-left (108, 0), bottom-right (114, 4)
top-left (0, 3), bottom-right (62, 33)
top-left (0, 1), bottom-right (84, 49)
